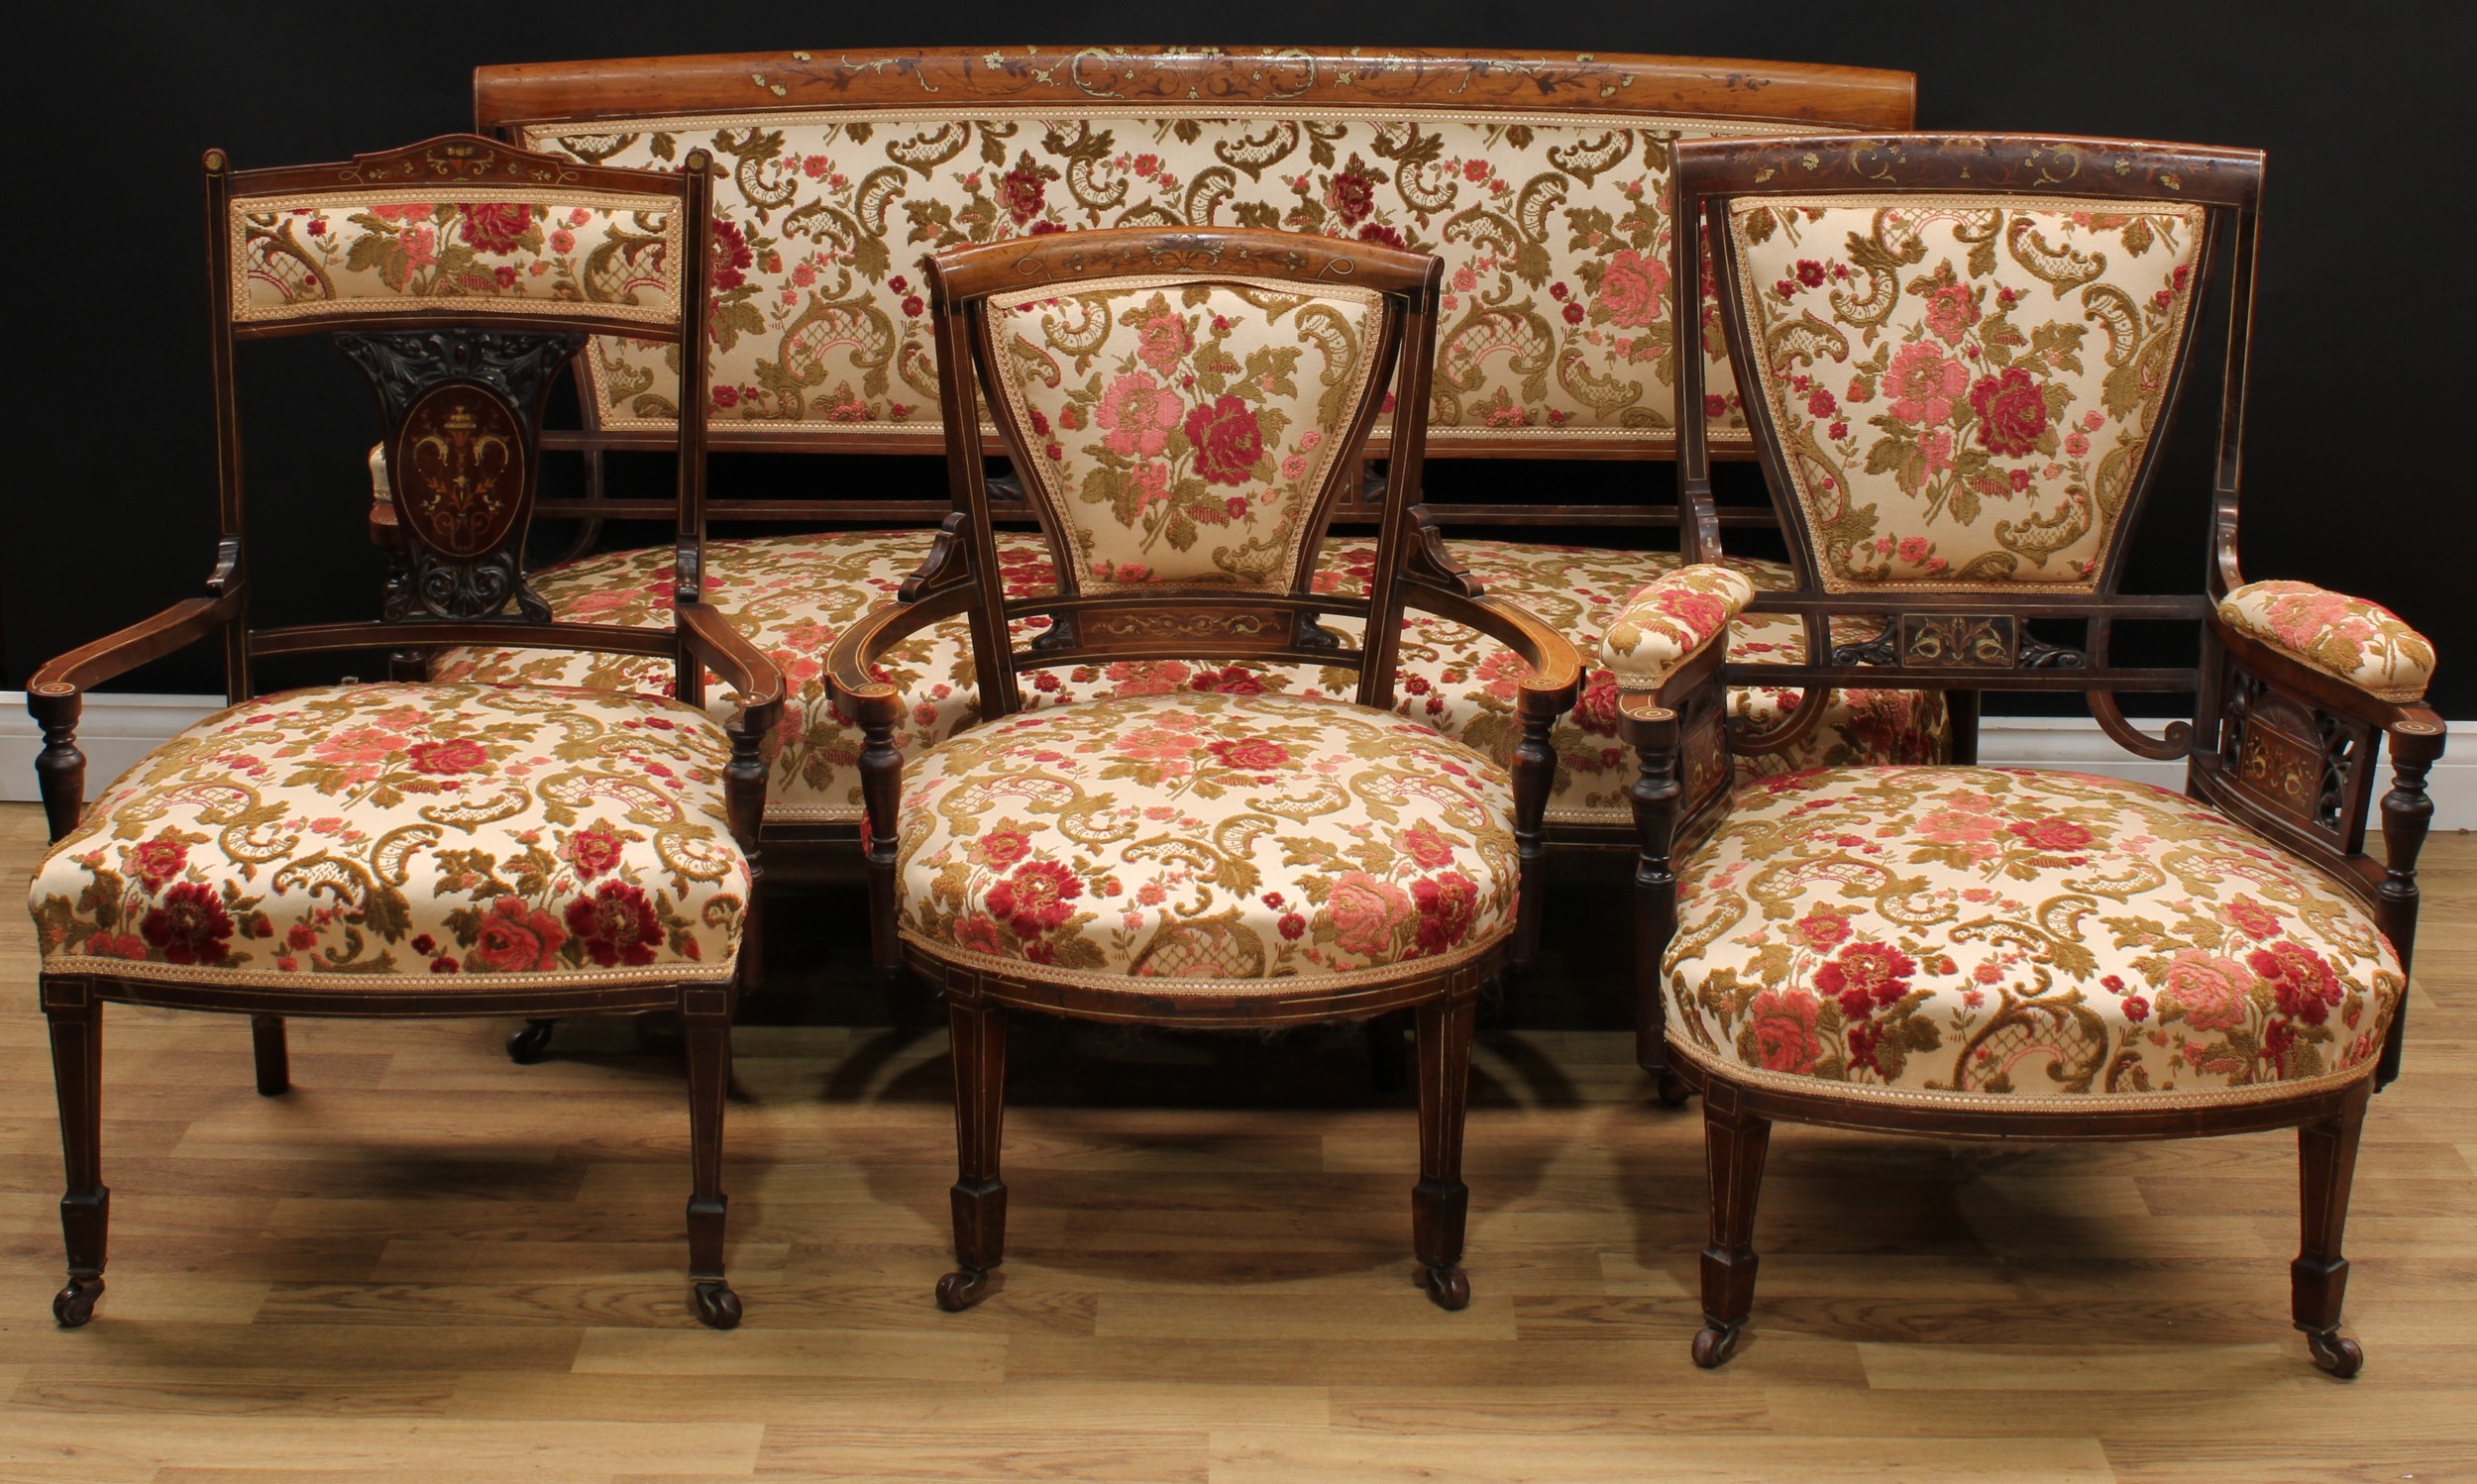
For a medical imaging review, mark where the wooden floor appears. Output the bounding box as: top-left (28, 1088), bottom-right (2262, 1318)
top-left (2, 800), bottom-right (2473, 1481)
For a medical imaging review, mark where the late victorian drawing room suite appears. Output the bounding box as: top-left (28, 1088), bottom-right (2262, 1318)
top-left (2, 11), bottom-right (2472, 1480)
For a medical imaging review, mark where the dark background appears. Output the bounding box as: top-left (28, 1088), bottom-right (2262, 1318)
top-left (12, 3), bottom-right (2471, 716)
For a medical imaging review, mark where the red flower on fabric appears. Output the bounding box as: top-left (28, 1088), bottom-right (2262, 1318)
top-left (978, 827), bottom-right (1033, 872)
top-left (711, 219), bottom-right (754, 291)
top-left (565, 881), bottom-right (661, 968)
top-left (130, 833), bottom-right (189, 891)
top-left (987, 860), bottom-right (1082, 938)
top-left (141, 883), bottom-right (235, 966)
top-left (1749, 990), bottom-right (1823, 1074)
top-left (1399, 820), bottom-right (1458, 871)
top-left (1597, 248), bottom-right (1668, 329)
top-left (470, 896), bottom-right (568, 972)
top-left (406, 738), bottom-right (489, 775)
top-left (1183, 394), bottom-right (1265, 485)
top-left (2224, 896), bottom-right (2284, 940)
top-left (562, 823), bottom-right (627, 880)
top-left (999, 152), bottom-right (1051, 225)
top-left (1206, 738), bottom-right (1290, 771)
top-left (1813, 940), bottom-right (1915, 1019)
top-left (1970, 367), bottom-right (2050, 457)
top-left (1327, 872), bottom-right (1412, 959)
top-left (1357, 223), bottom-right (1406, 249)
top-left (1572, 672), bottom-right (1620, 737)
top-left (2007, 816), bottom-right (2093, 852)
top-left (1924, 282), bottom-right (1979, 345)
top-left (1412, 872), bottom-right (1479, 955)
top-left (2251, 940), bottom-right (2342, 1025)
top-left (1887, 342), bottom-right (1969, 427)
top-left (459, 202), bottom-right (532, 255)
top-left (1327, 159), bottom-right (1380, 226)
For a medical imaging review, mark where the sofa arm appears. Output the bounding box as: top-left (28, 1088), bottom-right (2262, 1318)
top-left (1600, 565), bottom-right (1757, 689)
top-left (2216, 581), bottom-right (2435, 704)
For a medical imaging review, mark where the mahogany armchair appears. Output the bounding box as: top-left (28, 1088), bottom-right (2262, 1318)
top-left (827, 226), bottom-right (1582, 1311)
top-left (1623, 134), bottom-right (2440, 1373)
top-left (23, 135), bottom-right (783, 1328)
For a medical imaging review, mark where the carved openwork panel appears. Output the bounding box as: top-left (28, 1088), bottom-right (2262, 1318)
top-left (1830, 613), bottom-right (2089, 673)
top-left (2218, 665), bottom-right (2372, 837)
top-left (337, 329), bottom-right (585, 622)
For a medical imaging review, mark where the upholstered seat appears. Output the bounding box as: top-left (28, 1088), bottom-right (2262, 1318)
top-left (1664, 766), bottom-right (2402, 1108)
top-left (29, 683), bottom-right (749, 988)
top-left (895, 691), bottom-right (1519, 988)
top-left (436, 532), bottom-right (1945, 824)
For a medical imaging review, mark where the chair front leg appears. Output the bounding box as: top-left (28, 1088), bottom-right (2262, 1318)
top-left (250, 1014), bottom-right (289, 1096)
top-left (1623, 693), bottom-right (1688, 1104)
top-left (1693, 1076), bottom-right (1772, 1368)
top-left (44, 979), bottom-right (107, 1326)
top-left (1412, 989), bottom-right (1478, 1311)
top-left (680, 983), bottom-right (740, 1329)
top-left (2295, 1077), bottom-right (2373, 1377)
top-left (939, 984), bottom-right (1009, 1312)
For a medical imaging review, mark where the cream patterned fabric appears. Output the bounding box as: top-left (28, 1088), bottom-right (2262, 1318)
top-left (28, 684), bottom-right (747, 988)
top-left (518, 111), bottom-right (1825, 448)
top-left (231, 192), bottom-right (683, 327)
top-left (1601, 565), bottom-right (1757, 686)
top-left (1665, 766), bottom-right (2400, 1106)
top-left (2218, 581), bottom-right (2435, 703)
top-left (1728, 197), bottom-right (2208, 590)
top-left (897, 692), bottom-right (1516, 986)
top-left (433, 532), bottom-right (1950, 824)
top-left (983, 277), bottom-right (1385, 590)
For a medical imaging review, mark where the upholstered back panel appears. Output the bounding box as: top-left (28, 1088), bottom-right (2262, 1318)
top-left (513, 105), bottom-right (1841, 450)
top-left (230, 189), bottom-right (685, 329)
top-left (982, 274), bottom-right (1387, 592)
top-left (1726, 197), bottom-right (2208, 591)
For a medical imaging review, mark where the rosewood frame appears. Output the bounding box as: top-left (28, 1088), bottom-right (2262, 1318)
top-left (25, 135), bottom-right (784, 1331)
top-left (1626, 133), bottom-right (2444, 1375)
top-left (825, 225), bottom-right (1581, 1312)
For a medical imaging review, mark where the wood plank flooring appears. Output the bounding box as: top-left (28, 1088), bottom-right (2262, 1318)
top-left (2, 800), bottom-right (2472, 1481)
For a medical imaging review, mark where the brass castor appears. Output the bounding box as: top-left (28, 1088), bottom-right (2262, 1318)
top-left (52, 1276), bottom-right (102, 1327)
top-left (506, 1019), bottom-right (557, 1064)
top-left (691, 1280), bottom-right (742, 1329)
top-left (1691, 1321), bottom-right (1744, 1368)
top-left (1418, 1263), bottom-right (1470, 1312)
top-left (1655, 1070), bottom-right (1693, 1109)
top-left (936, 1268), bottom-right (994, 1311)
top-left (2305, 1327), bottom-right (2364, 1378)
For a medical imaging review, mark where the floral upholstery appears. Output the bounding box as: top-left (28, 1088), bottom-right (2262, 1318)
top-left (896, 692), bottom-right (1516, 986)
top-left (27, 684), bottom-right (748, 988)
top-left (1601, 565), bottom-right (1757, 687)
top-left (1727, 198), bottom-right (2208, 590)
top-left (983, 278), bottom-right (1386, 590)
top-left (2217, 581), bottom-right (2435, 703)
top-left (1664, 766), bottom-right (2401, 1107)
top-left (518, 112), bottom-right (1834, 449)
top-left (230, 192), bottom-right (683, 327)
top-left (434, 532), bottom-right (1946, 825)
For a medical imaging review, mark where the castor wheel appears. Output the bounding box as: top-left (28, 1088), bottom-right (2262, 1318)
top-left (1418, 1264), bottom-right (1470, 1312)
top-left (52, 1276), bottom-right (102, 1328)
top-left (506, 1019), bottom-right (556, 1064)
top-left (935, 1268), bottom-right (994, 1311)
top-left (691, 1280), bottom-right (742, 1329)
top-left (1655, 1069), bottom-right (1693, 1109)
top-left (2305, 1327), bottom-right (2363, 1378)
top-left (1691, 1321), bottom-right (1744, 1368)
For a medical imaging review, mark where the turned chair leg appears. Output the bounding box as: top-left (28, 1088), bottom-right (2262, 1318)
top-left (1412, 992), bottom-right (1478, 1311)
top-left (680, 985), bottom-right (740, 1329)
top-left (1364, 1009), bottom-right (1410, 1096)
top-left (250, 1015), bottom-right (290, 1096)
top-left (2295, 1077), bottom-right (2373, 1377)
top-left (939, 990), bottom-right (1009, 1312)
top-left (506, 1018), bottom-right (559, 1064)
top-left (44, 984), bottom-right (108, 1326)
top-left (1693, 1079), bottom-right (1773, 1367)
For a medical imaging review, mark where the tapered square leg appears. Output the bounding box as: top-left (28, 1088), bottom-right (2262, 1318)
top-left (2295, 1078), bottom-right (2372, 1377)
top-left (940, 989), bottom-right (1009, 1312)
top-left (45, 982), bottom-right (107, 1326)
top-left (250, 1014), bottom-right (289, 1096)
top-left (1412, 993), bottom-right (1477, 1311)
top-left (680, 984), bottom-right (739, 1329)
top-left (1694, 1079), bottom-right (1772, 1367)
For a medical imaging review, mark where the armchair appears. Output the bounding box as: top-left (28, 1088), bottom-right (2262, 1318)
top-left (23, 135), bottom-right (782, 1328)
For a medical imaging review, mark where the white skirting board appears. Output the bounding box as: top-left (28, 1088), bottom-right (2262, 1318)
top-left (3, 692), bottom-right (2474, 830)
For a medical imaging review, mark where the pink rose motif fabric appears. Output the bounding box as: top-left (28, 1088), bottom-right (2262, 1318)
top-left (2217, 581), bottom-right (2434, 702)
top-left (1727, 197), bottom-right (2208, 590)
top-left (1599, 564), bottom-right (1758, 686)
top-left (1665, 766), bottom-right (2402, 1104)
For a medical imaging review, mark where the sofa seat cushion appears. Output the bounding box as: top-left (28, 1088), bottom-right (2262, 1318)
top-left (431, 531), bottom-right (1948, 826)
top-left (1664, 766), bottom-right (2401, 1109)
top-left (28, 684), bottom-right (749, 988)
top-left (896, 691), bottom-right (1517, 989)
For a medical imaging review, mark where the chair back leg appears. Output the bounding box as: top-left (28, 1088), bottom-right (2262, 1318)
top-left (1413, 991), bottom-right (1479, 1311)
top-left (938, 987), bottom-right (1010, 1312)
top-left (43, 979), bottom-right (108, 1326)
top-left (250, 1014), bottom-right (289, 1096)
top-left (681, 982), bottom-right (741, 1329)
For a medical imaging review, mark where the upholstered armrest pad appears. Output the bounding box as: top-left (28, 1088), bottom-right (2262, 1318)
top-left (2217, 581), bottom-right (2435, 703)
top-left (1600, 564), bottom-right (1758, 687)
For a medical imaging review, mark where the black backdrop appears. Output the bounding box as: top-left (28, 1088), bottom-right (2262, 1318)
top-left (13, 3), bottom-right (2472, 715)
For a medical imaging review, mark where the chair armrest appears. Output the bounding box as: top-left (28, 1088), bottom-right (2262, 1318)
top-left (1397, 584), bottom-right (1584, 718)
top-left (1600, 565), bottom-right (1757, 689)
top-left (676, 602), bottom-right (785, 741)
top-left (2216, 581), bottom-right (2434, 705)
top-left (28, 589), bottom-right (247, 698)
